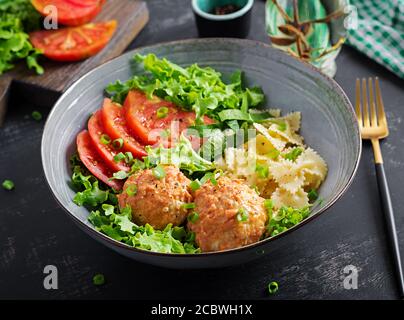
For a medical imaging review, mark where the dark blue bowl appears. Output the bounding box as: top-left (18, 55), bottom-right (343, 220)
top-left (192, 0), bottom-right (254, 38)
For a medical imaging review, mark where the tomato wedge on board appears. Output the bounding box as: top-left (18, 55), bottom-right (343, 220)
top-left (31, 0), bottom-right (105, 26)
top-left (29, 20), bottom-right (117, 62)
top-left (101, 98), bottom-right (147, 159)
top-left (88, 110), bottom-right (130, 173)
top-left (123, 90), bottom-right (215, 147)
top-left (76, 130), bottom-right (123, 190)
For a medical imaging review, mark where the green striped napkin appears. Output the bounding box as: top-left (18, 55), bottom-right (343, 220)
top-left (347, 0), bottom-right (404, 79)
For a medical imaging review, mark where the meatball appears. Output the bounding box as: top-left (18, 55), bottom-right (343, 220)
top-left (118, 165), bottom-right (193, 230)
top-left (188, 177), bottom-right (268, 252)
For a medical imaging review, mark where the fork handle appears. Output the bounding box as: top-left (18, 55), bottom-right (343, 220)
top-left (375, 162), bottom-right (404, 298)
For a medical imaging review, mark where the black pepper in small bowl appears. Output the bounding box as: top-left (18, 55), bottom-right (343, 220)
top-left (192, 0), bottom-right (254, 38)
top-left (212, 4), bottom-right (241, 15)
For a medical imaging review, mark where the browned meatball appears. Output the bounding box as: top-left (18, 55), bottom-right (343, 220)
top-left (188, 177), bottom-right (268, 252)
top-left (118, 165), bottom-right (193, 230)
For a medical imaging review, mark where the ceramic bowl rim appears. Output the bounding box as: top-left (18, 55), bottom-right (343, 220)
top-left (41, 38), bottom-right (362, 259)
top-left (191, 0), bottom-right (254, 21)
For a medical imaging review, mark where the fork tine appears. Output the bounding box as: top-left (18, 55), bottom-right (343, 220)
top-left (375, 77), bottom-right (387, 126)
top-left (362, 78), bottom-right (370, 127)
top-left (368, 78), bottom-right (378, 126)
top-left (355, 78), bottom-right (362, 125)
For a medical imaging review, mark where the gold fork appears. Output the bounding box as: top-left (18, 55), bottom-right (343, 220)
top-left (356, 78), bottom-right (404, 298)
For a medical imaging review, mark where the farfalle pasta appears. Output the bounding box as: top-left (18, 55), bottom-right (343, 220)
top-left (216, 111), bottom-right (328, 213)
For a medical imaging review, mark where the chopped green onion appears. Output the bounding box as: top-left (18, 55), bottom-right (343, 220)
top-left (277, 121), bottom-right (287, 131)
top-left (152, 165), bottom-right (166, 179)
top-left (2, 179), bottom-right (14, 190)
top-left (181, 203), bottom-right (196, 210)
top-left (268, 281), bottom-right (278, 294)
top-left (156, 106), bottom-right (169, 119)
top-left (252, 185), bottom-right (260, 195)
top-left (267, 149), bottom-right (280, 160)
top-left (190, 180), bottom-right (201, 192)
top-left (255, 164), bottom-right (269, 179)
top-left (308, 189), bottom-right (319, 202)
top-left (31, 111), bottom-right (42, 121)
top-left (113, 152), bottom-right (126, 162)
top-left (236, 208), bottom-right (249, 222)
top-left (93, 274), bottom-right (105, 286)
top-left (187, 211), bottom-right (199, 223)
top-left (125, 152), bottom-right (133, 164)
top-left (264, 199), bottom-right (273, 212)
top-left (126, 184), bottom-right (138, 196)
top-left (283, 147), bottom-right (303, 161)
top-left (100, 134), bottom-right (111, 145)
top-left (112, 138), bottom-right (124, 150)
top-left (110, 170), bottom-right (128, 180)
top-left (130, 159), bottom-right (145, 174)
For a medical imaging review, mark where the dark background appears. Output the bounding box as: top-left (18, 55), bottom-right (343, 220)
top-left (1, 0), bottom-right (403, 300)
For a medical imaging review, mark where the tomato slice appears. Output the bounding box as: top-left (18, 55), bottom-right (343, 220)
top-left (76, 130), bottom-right (123, 190)
top-left (31, 0), bottom-right (104, 26)
top-left (101, 98), bottom-right (147, 159)
top-left (29, 21), bottom-right (117, 62)
top-left (123, 90), bottom-right (215, 147)
top-left (88, 110), bottom-right (130, 173)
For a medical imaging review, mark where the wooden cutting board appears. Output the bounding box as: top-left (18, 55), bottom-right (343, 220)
top-left (0, 0), bottom-right (149, 125)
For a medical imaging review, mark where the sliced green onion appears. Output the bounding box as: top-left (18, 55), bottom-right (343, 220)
top-left (93, 274), bottom-right (105, 286)
top-left (252, 185), bottom-right (260, 195)
top-left (268, 281), bottom-right (278, 294)
top-left (152, 165), bottom-right (166, 179)
top-left (187, 211), bottom-right (199, 223)
top-left (264, 199), bottom-right (273, 212)
top-left (189, 180), bottom-right (201, 192)
top-left (236, 208), bottom-right (249, 222)
top-left (113, 152), bottom-right (126, 162)
top-left (277, 121), bottom-right (287, 131)
top-left (181, 203), bottom-right (196, 210)
top-left (112, 138), bottom-right (124, 150)
top-left (126, 184), bottom-right (138, 196)
top-left (267, 149), bottom-right (280, 160)
top-left (100, 134), bottom-right (111, 145)
top-left (2, 179), bottom-right (14, 190)
top-left (308, 189), bottom-right (318, 202)
top-left (110, 170), bottom-right (128, 180)
top-left (125, 152), bottom-right (133, 164)
top-left (156, 106), bottom-right (169, 119)
top-left (283, 147), bottom-right (303, 161)
top-left (31, 111), bottom-right (42, 121)
top-left (130, 159), bottom-right (145, 174)
top-left (255, 164), bottom-right (269, 179)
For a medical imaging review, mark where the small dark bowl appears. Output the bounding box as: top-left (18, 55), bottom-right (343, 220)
top-left (192, 0), bottom-right (253, 38)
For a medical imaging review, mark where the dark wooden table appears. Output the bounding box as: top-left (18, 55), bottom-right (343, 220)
top-left (1, 0), bottom-right (403, 300)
